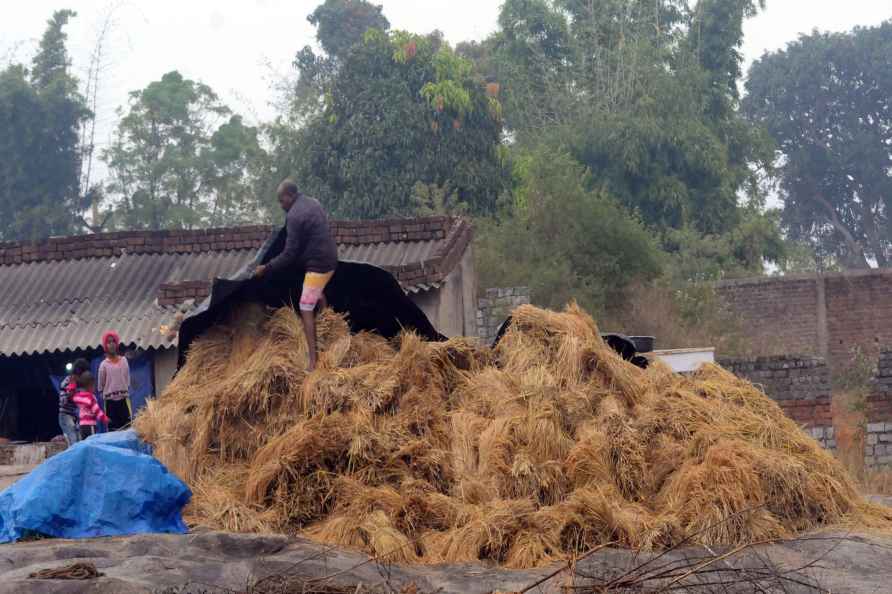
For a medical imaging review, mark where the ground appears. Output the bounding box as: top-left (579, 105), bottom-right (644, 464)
top-left (0, 465), bottom-right (33, 491)
top-left (2, 525), bottom-right (892, 594)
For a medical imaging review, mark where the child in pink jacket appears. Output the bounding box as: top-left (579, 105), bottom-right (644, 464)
top-left (72, 371), bottom-right (109, 440)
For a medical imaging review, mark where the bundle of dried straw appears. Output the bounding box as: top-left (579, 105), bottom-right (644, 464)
top-left (135, 303), bottom-right (892, 568)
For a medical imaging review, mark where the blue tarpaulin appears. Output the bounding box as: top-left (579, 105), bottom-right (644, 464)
top-left (0, 431), bottom-right (190, 543)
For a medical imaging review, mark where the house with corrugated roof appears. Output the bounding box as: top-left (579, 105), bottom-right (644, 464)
top-left (0, 216), bottom-right (475, 441)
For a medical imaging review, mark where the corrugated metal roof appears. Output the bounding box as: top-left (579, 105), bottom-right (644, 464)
top-left (0, 221), bottom-right (472, 357)
top-left (339, 240), bottom-right (441, 268)
top-left (0, 251), bottom-right (255, 357)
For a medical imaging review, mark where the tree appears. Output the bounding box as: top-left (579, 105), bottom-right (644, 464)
top-left (487, 0), bottom-right (575, 137)
top-left (309, 0), bottom-right (389, 60)
top-left (476, 149), bottom-right (662, 314)
top-left (286, 28), bottom-right (509, 218)
top-left (292, 0), bottom-right (390, 117)
top-left (744, 22), bottom-right (892, 269)
top-left (688, 0), bottom-right (765, 116)
top-left (103, 71), bottom-right (264, 230)
top-left (0, 10), bottom-right (89, 241)
top-left (481, 0), bottom-right (772, 235)
top-left (205, 115), bottom-right (265, 226)
top-left (468, 0), bottom-right (784, 311)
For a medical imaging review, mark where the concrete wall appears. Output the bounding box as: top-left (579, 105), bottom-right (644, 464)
top-left (460, 247), bottom-right (478, 337)
top-left (412, 290), bottom-right (441, 335)
top-left (867, 350), bottom-right (892, 468)
top-left (153, 348), bottom-right (178, 396)
top-left (720, 355), bottom-right (835, 450)
top-left (717, 269), bottom-right (892, 366)
top-left (409, 249), bottom-right (477, 338)
top-left (0, 442), bottom-right (65, 465)
top-left (477, 287), bottom-right (531, 345)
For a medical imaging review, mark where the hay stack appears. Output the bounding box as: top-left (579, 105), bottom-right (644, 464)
top-left (135, 303), bottom-right (892, 568)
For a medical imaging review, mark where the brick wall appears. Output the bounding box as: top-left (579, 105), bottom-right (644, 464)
top-left (824, 273), bottom-right (892, 365)
top-left (330, 216), bottom-right (451, 245)
top-left (158, 280), bottom-right (212, 307)
top-left (717, 276), bottom-right (821, 357)
top-left (477, 287), bottom-right (531, 345)
top-left (716, 349), bottom-right (892, 462)
top-left (720, 356), bottom-right (835, 450)
top-left (717, 269), bottom-right (892, 366)
top-left (867, 350), bottom-right (892, 468)
top-left (0, 226), bottom-right (271, 265)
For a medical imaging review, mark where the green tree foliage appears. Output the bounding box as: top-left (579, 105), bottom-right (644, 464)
top-left (103, 71), bottom-right (265, 229)
top-left (288, 29), bottom-right (508, 218)
top-left (411, 182), bottom-right (467, 216)
top-left (689, 0), bottom-right (765, 111)
top-left (569, 64), bottom-right (762, 235)
top-left (662, 208), bottom-right (786, 283)
top-left (473, 0), bottom-right (774, 239)
top-left (744, 22), bottom-right (892, 269)
top-left (293, 0), bottom-right (390, 115)
top-left (206, 115), bottom-right (265, 225)
top-left (470, 0), bottom-right (782, 309)
top-left (309, 0), bottom-right (389, 59)
top-left (0, 10), bottom-right (89, 241)
top-left (476, 149), bottom-right (662, 313)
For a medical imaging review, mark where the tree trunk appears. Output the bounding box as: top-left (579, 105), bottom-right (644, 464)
top-left (814, 192), bottom-right (871, 269)
top-left (860, 199), bottom-right (888, 267)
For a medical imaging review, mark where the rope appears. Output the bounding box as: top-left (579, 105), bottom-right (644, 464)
top-left (28, 562), bottom-right (104, 580)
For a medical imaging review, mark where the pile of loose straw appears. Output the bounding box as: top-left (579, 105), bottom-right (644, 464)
top-left (135, 303), bottom-right (892, 568)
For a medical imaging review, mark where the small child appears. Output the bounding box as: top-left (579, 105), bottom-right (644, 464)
top-left (58, 358), bottom-right (90, 447)
top-left (72, 371), bottom-right (109, 441)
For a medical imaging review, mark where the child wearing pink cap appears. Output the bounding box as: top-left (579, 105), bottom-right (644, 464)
top-left (98, 330), bottom-right (131, 430)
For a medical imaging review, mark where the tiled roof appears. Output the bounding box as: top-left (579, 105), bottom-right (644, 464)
top-left (0, 217), bottom-right (472, 356)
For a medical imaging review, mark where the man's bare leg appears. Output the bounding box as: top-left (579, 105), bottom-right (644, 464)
top-left (301, 309), bottom-right (318, 371)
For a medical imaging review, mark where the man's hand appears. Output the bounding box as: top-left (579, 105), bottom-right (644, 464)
top-left (253, 264), bottom-right (267, 279)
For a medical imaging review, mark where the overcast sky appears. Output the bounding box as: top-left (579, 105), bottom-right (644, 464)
top-left (2, 0), bottom-right (890, 165)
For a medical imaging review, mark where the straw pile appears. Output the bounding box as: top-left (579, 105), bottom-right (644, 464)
top-left (135, 303), bottom-right (892, 568)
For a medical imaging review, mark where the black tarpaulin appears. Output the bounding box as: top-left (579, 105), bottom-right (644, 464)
top-left (177, 227), bottom-right (445, 369)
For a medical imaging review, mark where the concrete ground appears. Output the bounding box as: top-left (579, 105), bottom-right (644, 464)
top-left (0, 529), bottom-right (891, 593)
top-left (0, 465), bottom-right (36, 491)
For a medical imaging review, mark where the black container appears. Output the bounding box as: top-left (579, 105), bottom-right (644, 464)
top-left (630, 336), bottom-right (655, 353)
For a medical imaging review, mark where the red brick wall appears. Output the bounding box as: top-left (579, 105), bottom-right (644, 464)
top-left (720, 355), bottom-right (834, 449)
top-left (158, 281), bottom-right (212, 307)
top-left (331, 217), bottom-right (451, 245)
top-left (720, 356), bottom-right (833, 425)
top-left (717, 270), bottom-right (892, 366)
top-left (825, 273), bottom-right (892, 365)
top-left (0, 227), bottom-right (272, 265)
top-left (717, 276), bottom-right (821, 356)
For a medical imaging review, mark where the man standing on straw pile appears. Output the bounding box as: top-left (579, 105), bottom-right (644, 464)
top-left (254, 179), bottom-right (338, 371)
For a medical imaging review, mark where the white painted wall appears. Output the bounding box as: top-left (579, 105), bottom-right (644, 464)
top-left (652, 348), bottom-right (716, 373)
